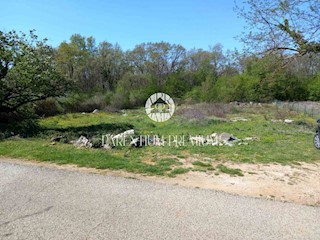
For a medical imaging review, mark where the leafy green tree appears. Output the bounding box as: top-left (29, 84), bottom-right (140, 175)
top-left (56, 34), bottom-right (98, 91)
top-left (0, 30), bottom-right (69, 121)
top-left (112, 73), bottom-right (154, 108)
top-left (97, 42), bottom-right (127, 91)
top-left (127, 42), bottom-right (186, 87)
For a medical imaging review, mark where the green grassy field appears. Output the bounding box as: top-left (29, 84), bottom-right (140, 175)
top-left (0, 103), bottom-right (319, 177)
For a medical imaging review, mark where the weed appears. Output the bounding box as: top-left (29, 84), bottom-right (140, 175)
top-left (191, 168), bottom-right (207, 172)
top-left (168, 167), bottom-right (189, 177)
top-left (217, 164), bottom-right (244, 176)
top-left (192, 161), bottom-right (212, 167)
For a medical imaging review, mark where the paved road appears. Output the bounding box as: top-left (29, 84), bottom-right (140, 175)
top-left (0, 161), bottom-right (319, 240)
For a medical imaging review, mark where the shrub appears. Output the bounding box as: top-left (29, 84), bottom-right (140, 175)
top-left (308, 74), bottom-right (320, 101)
top-left (59, 92), bottom-right (110, 112)
top-left (35, 98), bottom-right (63, 117)
top-left (176, 103), bottom-right (231, 119)
top-left (111, 73), bottom-right (155, 109)
top-left (0, 110), bottom-right (41, 138)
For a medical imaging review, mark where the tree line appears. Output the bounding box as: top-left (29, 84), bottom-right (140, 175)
top-left (1, 0), bottom-right (320, 123)
top-left (55, 33), bottom-right (320, 106)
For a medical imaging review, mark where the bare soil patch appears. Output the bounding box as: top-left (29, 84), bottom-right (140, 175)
top-left (1, 157), bottom-right (319, 206)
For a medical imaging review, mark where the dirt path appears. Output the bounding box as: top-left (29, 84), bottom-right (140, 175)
top-left (1, 157), bottom-right (319, 206)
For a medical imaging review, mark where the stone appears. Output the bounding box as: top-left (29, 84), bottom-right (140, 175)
top-left (130, 136), bottom-right (147, 147)
top-left (271, 119), bottom-right (283, 123)
top-left (284, 119), bottom-right (294, 124)
top-left (103, 143), bottom-right (112, 150)
top-left (190, 136), bottom-right (206, 145)
top-left (51, 135), bottom-right (64, 142)
top-left (243, 137), bottom-right (259, 141)
top-left (219, 132), bottom-right (239, 143)
top-left (74, 136), bottom-right (92, 148)
top-left (112, 129), bottom-right (135, 141)
top-left (231, 117), bottom-right (249, 122)
top-left (150, 136), bottom-right (165, 146)
top-left (92, 109), bottom-right (99, 113)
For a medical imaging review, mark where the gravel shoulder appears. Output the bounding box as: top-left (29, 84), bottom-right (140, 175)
top-left (1, 157), bottom-right (319, 206)
top-left (1, 159), bottom-right (320, 239)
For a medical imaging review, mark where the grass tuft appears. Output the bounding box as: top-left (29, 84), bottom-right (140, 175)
top-left (216, 164), bottom-right (244, 176)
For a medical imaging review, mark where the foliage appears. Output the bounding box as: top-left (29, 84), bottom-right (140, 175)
top-left (0, 30), bottom-right (69, 119)
top-left (35, 98), bottom-right (64, 117)
top-left (2, 29), bottom-right (320, 117)
top-left (307, 74), bottom-right (320, 101)
top-left (112, 73), bottom-right (156, 109)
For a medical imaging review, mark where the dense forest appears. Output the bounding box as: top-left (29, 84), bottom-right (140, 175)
top-left (1, 0), bottom-right (319, 121)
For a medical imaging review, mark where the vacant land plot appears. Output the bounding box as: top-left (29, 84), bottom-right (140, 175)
top-left (1, 103), bottom-right (319, 204)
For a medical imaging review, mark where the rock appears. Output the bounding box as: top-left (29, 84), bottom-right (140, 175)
top-left (224, 141), bottom-right (235, 147)
top-left (150, 136), bottom-right (165, 146)
top-left (103, 143), bottom-right (112, 150)
top-left (206, 133), bottom-right (218, 146)
top-left (243, 137), bottom-right (259, 141)
top-left (206, 138), bottom-right (218, 145)
top-left (92, 109), bottom-right (99, 113)
top-left (91, 138), bottom-right (103, 148)
top-left (284, 119), bottom-right (294, 124)
top-left (8, 134), bottom-right (21, 140)
top-left (81, 112), bottom-right (86, 114)
top-left (74, 136), bottom-right (92, 148)
top-left (112, 129), bottom-right (135, 141)
top-left (190, 136), bottom-right (206, 145)
top-left (231, 117), bottom-right (249, 122)
top-left (271, 119), bottom-right (283, 123)
top-left (102, 130), bottom-right (135, 148)
top-left (210, 133), bottom-right (217, 138)
top-left (51, 135), bottom-right (64, 142)
top-left (124, 150), bottom-right (130, 157)
top-left (219, 132), bottom-right (239, 143)
top-left (130, 138), bottom-right (139, 147)
top-left (209, 132), bottom-right (240, 147)
top-left (130, 136), bottom-right (147, 147)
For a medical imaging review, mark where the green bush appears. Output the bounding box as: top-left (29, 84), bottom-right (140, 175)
top-left (35, 98), bottom-right (63, 117)
top-left (112, 73), bottom-right (156, 109)
top-left (0, 110), bottom-right (41, 138)
top-left (59, 92), bottom-right (110, 112)
top-left (308, 74), bottom-right (320, 101)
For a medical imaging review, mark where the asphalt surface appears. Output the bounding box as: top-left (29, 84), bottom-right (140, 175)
top-left (0, 160), bottom-right (319, 240)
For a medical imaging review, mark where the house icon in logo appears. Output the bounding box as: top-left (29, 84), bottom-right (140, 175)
top-left (145, 93), bottom-right (175, 122)
top-left (150, 97), bottom-right (170, 113)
